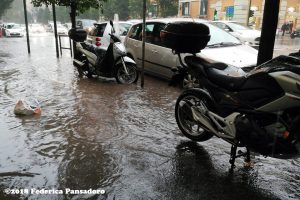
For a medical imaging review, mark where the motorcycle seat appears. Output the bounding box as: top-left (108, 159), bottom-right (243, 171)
top-left (206, 67), bottom-right (247, 91)
top-left (185, 56), bottom-right (228, 70)
top-left (184, 56), bottom-right (246, 91)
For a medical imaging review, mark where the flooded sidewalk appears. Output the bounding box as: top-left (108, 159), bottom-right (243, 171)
top-left (0, 36), bottom-right (299, 200)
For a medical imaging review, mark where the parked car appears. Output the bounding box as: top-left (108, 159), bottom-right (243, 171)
top-left (291, 28), bottom-right (300, 39)
top-left (4, 23), bottom-right (24, 37)
top-left (124, 18), bottom-right (258, 82)
top-left (210, 21), bottom-right (261, 48)
top-left (46, 22), bottom-right (68, 35)
top-left (86, 21), bottom-right (138, 48)
top-left (56, 24), bottom-right (68, 35)
top-left (29, 23), bottom-right (45, 33)
top-left (76, 19), bottom-right (97, 32)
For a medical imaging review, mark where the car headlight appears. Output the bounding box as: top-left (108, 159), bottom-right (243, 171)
top-left (244, 41), bottom-right (250, 45)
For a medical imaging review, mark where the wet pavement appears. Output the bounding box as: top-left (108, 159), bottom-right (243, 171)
top-left (0, 35), bottom-right (299, 200)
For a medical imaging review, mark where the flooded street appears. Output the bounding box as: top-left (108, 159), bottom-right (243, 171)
top-left (0, 35), bottom-right (299, 200)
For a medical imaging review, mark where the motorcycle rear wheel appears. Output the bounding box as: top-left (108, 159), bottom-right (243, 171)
top-left (175, 90), bottom-right (214, 141)
top-left (115, 63), bottom-right (139, 84)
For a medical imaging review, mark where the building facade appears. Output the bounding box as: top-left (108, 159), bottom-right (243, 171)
top-left (178, 0), bottom-right (300, 29)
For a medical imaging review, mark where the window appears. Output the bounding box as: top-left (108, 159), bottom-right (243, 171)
top-left (182, 2), bottom-right (190, 16)
top-left (128, 24), bottom-right (142, 40)
top-left (128, 22), bottom-right (166, 45)
top-left (200, 0), bottom-right (208, 16)
top-left (95, 23), bottom-right (107, 37)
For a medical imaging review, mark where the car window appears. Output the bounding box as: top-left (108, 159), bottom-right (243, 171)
top-left (95, 23), bottom-right (107, 37)
top-left (11, 24), bottom-right (21, 29)
top-left (7, 24), bottom-right (14, 29)
top-left (119, 23), bottom-right (132, 36)
top-left (128, 24), bottom-right (142, 40)
top-left (227, 22), bottom-right (251, 31)
top-left (212, 22), bottom-right (232, 32)
top-left (149, 23), bottom-right (166, 46)
top-left (206, 23), bottom-right (241, 45)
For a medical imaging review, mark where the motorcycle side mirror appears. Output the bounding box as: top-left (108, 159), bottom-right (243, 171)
top-left (109, 20), bottom-right (115, 33)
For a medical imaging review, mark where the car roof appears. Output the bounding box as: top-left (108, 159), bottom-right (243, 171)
top-left (94, 21), bottom-right (135, 25)
top-left (133, 17), bottom-right (208, 24)
top-left (210, 20), bottom-right (239, 23)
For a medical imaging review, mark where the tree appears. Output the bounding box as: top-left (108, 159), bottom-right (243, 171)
top-left (36, 7), bottom-right (51, 24)
top-left (31, 0), bottom-right (107, 28)
top-left (0, 0), bottom-right (14, 18)
top-left (157, 0), bottom-right (177, 17)
top-left (2, 0), bottom-right (34, 24)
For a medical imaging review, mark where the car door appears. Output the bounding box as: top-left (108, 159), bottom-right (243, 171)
top-left (145, 22), bottom-right (178, 79)
top-left (125, 23), bottom-right (154, 72)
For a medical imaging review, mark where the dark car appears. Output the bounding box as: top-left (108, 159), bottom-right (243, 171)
top-left (291, 28), bottom-right (300, 39)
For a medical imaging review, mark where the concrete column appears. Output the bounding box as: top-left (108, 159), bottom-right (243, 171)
top-left (232, 0), bottom-right (250, 25)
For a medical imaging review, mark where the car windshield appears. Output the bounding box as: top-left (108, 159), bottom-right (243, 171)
top-left (119, 23), bottom-right (132, 32)
top-left (32, 24), bottom-right (41, 27)
top-left (11, 24), bottom-right (21, 29)
top-left (206, 23), bottom-right (241, 46)
top-left (228, 22), bottom-right (251, 31)
top-left (57, 24), bottom-right (65, 28)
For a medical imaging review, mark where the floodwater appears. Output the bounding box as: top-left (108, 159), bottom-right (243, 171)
top-left (0, 35), bottom-right (299, 200)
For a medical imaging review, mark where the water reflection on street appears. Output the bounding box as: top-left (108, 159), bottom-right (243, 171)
top-left (0, 35), bottom-right (299, 200)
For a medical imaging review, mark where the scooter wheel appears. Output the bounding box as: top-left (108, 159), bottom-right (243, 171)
top-left (115, 63), bottom-right (139, 84)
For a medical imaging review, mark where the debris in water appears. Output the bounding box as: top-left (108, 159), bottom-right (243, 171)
top-left (14, 100), bottom-right (42, 116)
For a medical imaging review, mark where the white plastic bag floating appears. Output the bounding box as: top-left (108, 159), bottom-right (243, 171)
top-left (14, 100), bottom-right (42, 116)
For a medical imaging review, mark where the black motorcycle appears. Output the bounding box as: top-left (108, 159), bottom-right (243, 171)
top-left (291, 29), bottom-right (300, 39)
top-left (162, 22), bottom-right (300, 169)
top-left (69, 21), bottom-right (138, 84)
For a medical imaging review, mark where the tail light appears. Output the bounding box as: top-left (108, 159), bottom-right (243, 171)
top-left (96, 41), bottom-right (101, 46)
top-left (96, 37), bottom-right (101, 41)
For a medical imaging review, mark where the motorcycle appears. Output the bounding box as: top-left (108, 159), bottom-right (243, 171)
top-left (290, 29), bottom-right (300, 39)
top-left (162, 22), bottom-right (300, 169)
top-left (69, 21), bottom-right (138, 84)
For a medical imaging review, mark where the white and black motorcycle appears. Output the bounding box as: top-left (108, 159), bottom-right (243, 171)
top-left (69, 21), bottom-right (138, 84)
top-left (161, 22), bottom-right (300, 169)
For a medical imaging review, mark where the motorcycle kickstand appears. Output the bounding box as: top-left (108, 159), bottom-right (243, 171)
top-left (229, 145), bottom-right (237, 171)
top-left (229, 146), bottom-right (252, 171)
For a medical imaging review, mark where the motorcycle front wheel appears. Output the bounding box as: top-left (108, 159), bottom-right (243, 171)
top-left (175, 90), bottom-right (214, 141)
top-left (115, 63), bottom-right (139, 84)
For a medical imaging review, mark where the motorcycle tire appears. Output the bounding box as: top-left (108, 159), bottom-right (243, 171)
top-left (115, 63), bottom-right (139, 84)
top-left (175, 89), bottom-right (214, 141)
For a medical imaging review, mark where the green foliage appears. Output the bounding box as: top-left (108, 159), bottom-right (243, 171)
top-left (31, 0), bottom-right (107, 14)
top-left (0, 0), bottom-right (14, 18)
top-left (36, 7), bottom-right (51, 24)
top-left (157, 0), bottom-right (178, 17)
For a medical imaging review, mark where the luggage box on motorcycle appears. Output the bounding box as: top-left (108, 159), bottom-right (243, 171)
top-left (68, 28), bottom-right (87, 42)
top-left (161, 22), bottom-right (210, 54)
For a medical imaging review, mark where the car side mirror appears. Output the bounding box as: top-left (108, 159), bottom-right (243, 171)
top-left (224, 28), bottom-right (230, 32)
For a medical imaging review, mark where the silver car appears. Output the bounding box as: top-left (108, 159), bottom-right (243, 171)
top-left (124, 18), bottom-right (258, 80)
top-left (210, 21), bottom-right (261, 48)
top-left (86, 21), bottom-right (138, 48)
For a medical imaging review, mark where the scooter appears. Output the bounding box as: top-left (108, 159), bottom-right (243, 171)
top-left (162, 22), bottom-right (300, 169)
top-left (70, 21), bottom-right (138, 84)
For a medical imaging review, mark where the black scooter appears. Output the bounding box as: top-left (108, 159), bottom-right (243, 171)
top-left (69, 21), bottom-right (138, 84)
